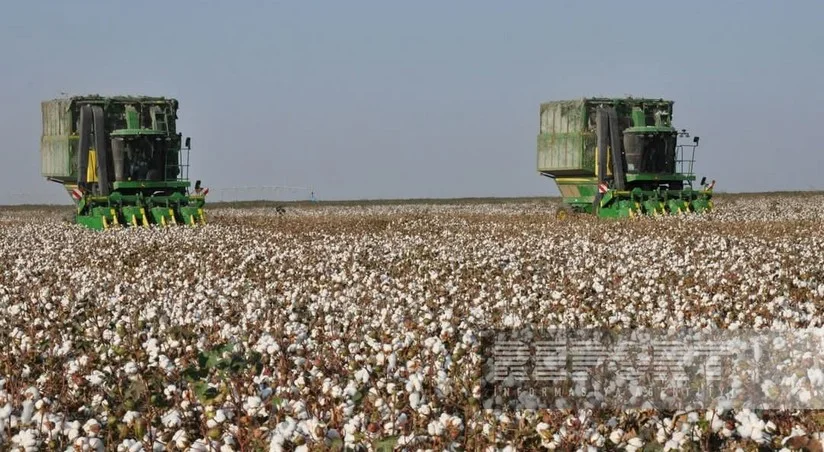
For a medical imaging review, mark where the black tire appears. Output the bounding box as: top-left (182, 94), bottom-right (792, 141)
top-left (63, 211), bottom-right (77, 224)
top-left (555, 204), bottom-right (574, 220)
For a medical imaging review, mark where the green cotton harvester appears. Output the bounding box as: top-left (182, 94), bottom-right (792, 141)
top-left (537, 97), bottom-right (715, 218)
top-left (40, 95), bottom-right (208, 229)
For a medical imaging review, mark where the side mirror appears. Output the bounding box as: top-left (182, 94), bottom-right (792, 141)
top-left (700, 176), bottom-right (707, 186)
top-left (185, 137), bottom-right (191, 149)
top-left (195, 180), bottom-right (201, 190)
top-left (693, 136), bottom-right (700, 144)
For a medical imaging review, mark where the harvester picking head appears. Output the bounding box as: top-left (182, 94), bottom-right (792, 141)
top-left (41, 95), bottom-right (208, 229)
top-left (537, 97), bottom-right (715, 218)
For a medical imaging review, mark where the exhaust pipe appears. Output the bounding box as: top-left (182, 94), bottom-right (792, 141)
top-left (76, 105), bottom-right (92, 187)
top-left (607, 107), bottom-right (626, 190)
top-left (111, 137), bottom-right (125, 181)
top-left (595, 107), bottom-right (609, 209)
top-left (91, 106), bottom-right (111, 196)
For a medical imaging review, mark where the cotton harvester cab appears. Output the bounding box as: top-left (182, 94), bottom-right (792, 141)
top-left (537, 97), bottom-right (715, 218)
top-left (41, 95), bottom-right (208, 229)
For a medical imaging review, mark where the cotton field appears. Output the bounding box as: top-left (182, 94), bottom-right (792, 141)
top-left (1, 193), bottom-right (824, 451)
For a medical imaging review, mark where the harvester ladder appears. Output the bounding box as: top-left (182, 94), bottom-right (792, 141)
top-left (676, 144), bottom-right (697, 180)
top-left (165, 146), bottom-right (190, 182)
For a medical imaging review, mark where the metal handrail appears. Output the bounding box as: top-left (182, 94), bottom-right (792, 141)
top-left (676, 129), bottom-right (700, 187)
top-left (676, 144), bottom-right (697, 177)
top-left (165, 147), bottom-right (190, 182)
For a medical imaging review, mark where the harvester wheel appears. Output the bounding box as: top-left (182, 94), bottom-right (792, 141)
top-left (555, 205), bottom-right (573, 220)
top-left (62, 211), bottom-right (77, 225)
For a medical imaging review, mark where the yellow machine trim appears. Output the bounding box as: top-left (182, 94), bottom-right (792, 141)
top-left (87, 150), bottom-right (98, 183)
top-left (556, 178), bottom-right (597, 184)
top-left (594, 146), bottom-right (613, 177)
top-left (607, 147), bottom-right (612, 176)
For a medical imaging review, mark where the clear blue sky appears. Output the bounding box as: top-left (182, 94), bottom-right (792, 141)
top-left (2, 0), bottom-right (823, 204)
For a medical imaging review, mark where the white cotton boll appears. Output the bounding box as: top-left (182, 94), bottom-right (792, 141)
top-left (656, 427), bottom-right (668, 444)
top-left (161, 410), bottom-right (182, 428)
top-left (626, 437), bottom-right (644, 452)
top-left (0, 403), bottom-right (12, 420)
top-left (83, 418), bottom-right (101, 437)
top-left (269, 433), bottom-right (286, 452)
top-left (20, 400), bottom-right (34, 425)
top-left (276, 417), bottom-right (297, 441)
top-left (609, 428), bottom-right (624, 444)
top-left (11, 428), bottom-right (39, 450)
top-left (798, 388), bottom-right (812, 404)
top-left (85, 371), bottom-right (105, 386)
top-left (750, 425), bottom-right (765, 443)
top-left (431, 339), bottom-right (442, 355)
top-left (343, 421), bottom-right (358, 436)
top-left (122, 411), bottom-right (140, 425)
top-left (190, 439), bottom-right (214, 452)
top-left (330, 384), bottom-right (343, 399)
top-left (157, 355), bottom-right (175, 373)
top-left (244, 396), bottom-right (267, 417)
top-left (172, 430), bottom-right (188, 449)
top-left (705, 411), bottom-right (726, 432)
top-left (123, 361), bottom-right (138, 375)
top-left (409, 392), bottom-right (421, 409)
top-left (427, 419), bottom-right (444, 436)
top-left (502, 313), bottom-right (522, 327)
top-left (116, 439), bottom-right (136, 452)
top-left (66, 421), bottom-right (82, 441)
top-left (808, 368), bottom-right (824, 387)
top-left (354, 368), bottom-right (369, 384)
top-left (664, 439), bottom-right (680, 451)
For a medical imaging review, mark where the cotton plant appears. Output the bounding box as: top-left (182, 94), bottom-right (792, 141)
top-left (0, 196), bottom-right (824, 449)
